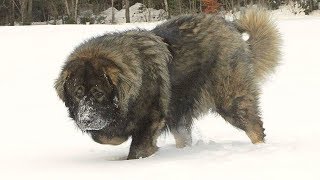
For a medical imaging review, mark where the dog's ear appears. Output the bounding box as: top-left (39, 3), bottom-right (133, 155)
top-left (103, 66), bottom-right (121, 109)
top-left (54, 70), bottom-right (70, 101)
top-left (103, 66), bottom-right (120, 86)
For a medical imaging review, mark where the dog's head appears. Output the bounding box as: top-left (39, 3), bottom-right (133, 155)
top-left (55, 59), bottom-right (121, 131)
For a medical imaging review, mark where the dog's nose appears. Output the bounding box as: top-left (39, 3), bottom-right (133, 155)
top-left (81, 118), bottom-right (93, 125)
top-left (77, 115), bottom-right (107, 131)
top-left (78, 118), bottom-right (96, 131)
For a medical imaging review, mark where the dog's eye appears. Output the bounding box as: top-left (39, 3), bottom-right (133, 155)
top-left (95, 92), bottom-right (104, 98)
top-left (93, 91), bottom-right (105, 101)
top-left (75, 86), bottom-right (84, 98)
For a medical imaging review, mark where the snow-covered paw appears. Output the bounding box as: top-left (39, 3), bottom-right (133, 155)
top-left (127, 146), bottom-right (159, 160)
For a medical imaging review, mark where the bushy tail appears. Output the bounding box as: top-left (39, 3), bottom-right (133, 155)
top-left (236, 8), bottom-right (281, 81)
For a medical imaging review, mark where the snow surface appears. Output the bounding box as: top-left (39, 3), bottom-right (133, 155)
top-left (0, 16), bottom-right (320, 180)
top-left (97, 3), bottom-right (166, 24)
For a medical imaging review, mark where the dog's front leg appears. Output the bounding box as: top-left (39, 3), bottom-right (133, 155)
top-left (127, 118), bottom-right (165, 160)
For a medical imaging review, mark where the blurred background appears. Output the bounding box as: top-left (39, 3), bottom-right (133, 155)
top-left (0, 0), bottom-right (320, 26)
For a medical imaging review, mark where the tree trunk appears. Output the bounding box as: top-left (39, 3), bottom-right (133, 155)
top-left (21, 0), bottom-right (25, 24)
top-left (21, 0), bottom-right (28, 25)
top-left (10, 0), bottom-right (15, 26)
top-left (111, 0), bottom-right (115, 24)
top-left (64, 0), bottom-right (70, 16)
top-left (237, 0), bottom-right (240, 11)
top-left (309, 0), bottom-right (313, 11)
top-left (74, 0), bottom-right (78, 24)
top-left (41, 1), bottom-right (47, 22)
top-left (231, 0), bottom-right (234, 12)
top-left (71, 0), bottom-right (74, 11)
top-left (147, 0), bottom-right (153, 8)
top-left (50, 0), bottom-right (59, 24)
top-left (125, 0), bottom-right (130, 23)
top-left (27, 0), bottom-right (33, 23)
top-left (163, 0), bottom-right (170, 18)
top-left (70, 0), bottom-right (74, 21)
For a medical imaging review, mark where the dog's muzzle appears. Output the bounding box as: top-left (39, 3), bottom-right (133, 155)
top-left (76, 98), bottom-right (108, 131)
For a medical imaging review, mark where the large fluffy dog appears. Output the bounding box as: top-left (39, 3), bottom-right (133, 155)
top-left (55, 8), bottom-right (280, 159)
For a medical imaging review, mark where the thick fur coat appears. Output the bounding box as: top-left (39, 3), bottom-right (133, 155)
top-left (55, 8), bottom-right (280, 159)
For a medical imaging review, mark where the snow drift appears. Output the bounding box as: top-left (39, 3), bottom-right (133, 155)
top-left (0, 15), bottom-right (320, 180)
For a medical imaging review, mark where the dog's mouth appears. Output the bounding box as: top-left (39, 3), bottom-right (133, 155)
top-left (76, 98), bottom-right (110, 131)
top-left (77, 117), bottom-right (109, 131)
top-left (76, 109), bottom-right (110, 131)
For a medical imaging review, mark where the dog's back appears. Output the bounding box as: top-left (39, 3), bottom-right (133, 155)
top-left (153, 9), bottom-right (280, 147)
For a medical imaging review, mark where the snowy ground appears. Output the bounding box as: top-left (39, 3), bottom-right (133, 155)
top-left (0, 15), bottom-right (320, 180)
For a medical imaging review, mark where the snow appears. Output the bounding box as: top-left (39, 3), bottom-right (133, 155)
top-left (77, 97), bottom-right (108, 131)
top-left (97, 3), bottom-right (166, 24)
top-left (271, 5), bottom-right (320, 19)
top-left (0, 15), bottom-right (320, 180)
top-left (273, 3), bottom-right (306, 17)
top-left (241, 32), bottom-right (250, 41)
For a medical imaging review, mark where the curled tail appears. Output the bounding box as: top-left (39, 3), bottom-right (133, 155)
top-left (236, 8), bottom-right (281, 81)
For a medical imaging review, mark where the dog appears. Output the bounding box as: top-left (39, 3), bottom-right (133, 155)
top-left (55, 8), bottom-right (280, 159)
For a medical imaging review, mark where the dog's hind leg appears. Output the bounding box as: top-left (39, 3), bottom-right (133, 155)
top-left (216, 92), bottom-right (266, 144)
top-left (167, 116), bottom-right (193, 148)
top-left (212, 67), bottom-right (266, 144)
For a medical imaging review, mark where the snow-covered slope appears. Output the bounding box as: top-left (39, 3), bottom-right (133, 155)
top-left (0, 16), bottom-right (320, 180)
top-left (97, 3), bottom-right (166, 24)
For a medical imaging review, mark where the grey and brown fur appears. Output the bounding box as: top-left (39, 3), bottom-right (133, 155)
top-left (55, 8), bottom-right (280, 159)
